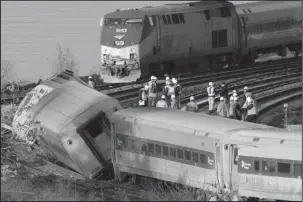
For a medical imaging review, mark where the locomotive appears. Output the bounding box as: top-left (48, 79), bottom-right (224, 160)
top-left (99, 1), bottom-right (302, 83)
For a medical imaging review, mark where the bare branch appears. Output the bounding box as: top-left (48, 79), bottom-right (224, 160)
top-left (52, 42), bottom-right (80, 76)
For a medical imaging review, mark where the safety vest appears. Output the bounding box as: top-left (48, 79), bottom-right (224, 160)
top-left (167, 85), bottom-right (175, 96)
top-left (207, 86), bottom-right (215, 97)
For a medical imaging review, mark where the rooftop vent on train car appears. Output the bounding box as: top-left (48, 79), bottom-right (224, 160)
top-left (280, 140), bottom-right (285, 144)
top-left (116, 9), bottom-right (120, 11)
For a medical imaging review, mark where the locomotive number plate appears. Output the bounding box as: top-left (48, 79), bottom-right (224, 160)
top-left (115, 41), bottom-right (124, 46)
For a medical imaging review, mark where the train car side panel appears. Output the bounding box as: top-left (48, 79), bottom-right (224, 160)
top-left (237, 145), bottom-right (302, 201)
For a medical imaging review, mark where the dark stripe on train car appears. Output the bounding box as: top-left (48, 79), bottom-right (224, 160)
top-left (115, 133), bottom-right (215, 170)
top-left (238, 156), bottom-right (302, 179)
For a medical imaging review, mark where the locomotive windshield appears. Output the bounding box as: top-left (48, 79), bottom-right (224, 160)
top-left (105, 18), bottom-right (122, 26)
top-left (124, 18), bottom-right (143, 25)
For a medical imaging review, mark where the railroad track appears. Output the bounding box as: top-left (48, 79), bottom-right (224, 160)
top-left (1, 57), bottom-right (301, 104)
top-left (118, 62), bottom-right (301, 108)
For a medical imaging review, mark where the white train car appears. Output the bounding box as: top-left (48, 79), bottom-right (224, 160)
top-left (111, 107), bottom-right (302, 200)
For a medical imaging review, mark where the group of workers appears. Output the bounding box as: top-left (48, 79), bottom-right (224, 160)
top-left (139, 75), bottom-right (188, 110)
top-left (212, 82), bottom-right (258, 122)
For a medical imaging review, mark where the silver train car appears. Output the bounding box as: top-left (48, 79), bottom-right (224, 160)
top-left (12, 70), bottom-right (122, 179)
top-left (99, 1), bottom-right (302, 83)
top-left (111, 107), bottom-right (302, 201)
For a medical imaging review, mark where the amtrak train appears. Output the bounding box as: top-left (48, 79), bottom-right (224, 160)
top-left (99, 1), bottom-right (302, 83)
top-left (12, 71), bottom-right (302, 201)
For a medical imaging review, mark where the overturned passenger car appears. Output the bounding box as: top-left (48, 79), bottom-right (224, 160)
top-left (12, 70), bottom-right (122, 179)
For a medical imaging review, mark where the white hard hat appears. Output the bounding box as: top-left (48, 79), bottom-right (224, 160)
top-left (220, 97), bottom-right (224, 101)
top-left (171, 95), bottom-right (175, 99)
top-left (233, 90), bottom-right (237, 93)
top-left (230, 96), bottom-right (234, 101)
top-left (190, 96), bottom-right (194, 101)
top-left (151, 75), bottom-right (154, 80)
top-left (172, 78), bottom-right (177, 84)
top-left (234, 97), bottom-right (238, 101)
top-left (161, 95), bottom-right (165, 99)
top-left (209, 82), bottom-right (213, 86)
top-left (88, 76), bottom-right (92, 79)
top-left (244, 86), bottom-right (248, 90)
top-left (166, 77), bottom-right (170, 81)
top-left (233, 93), bottom-right (237, 97)
top-left (247, 97), bottom-right (252, 102)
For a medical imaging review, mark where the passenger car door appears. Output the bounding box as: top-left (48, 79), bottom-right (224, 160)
top-left (230, 144), bottom-right (239, 190)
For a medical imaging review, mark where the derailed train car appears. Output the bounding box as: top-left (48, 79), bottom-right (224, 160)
top-left (12, 70), bottom-right (122, 179)
top-left (99, 1), bottom-right (302, 82)
top-left (111, 107), bottom-right (302, 201)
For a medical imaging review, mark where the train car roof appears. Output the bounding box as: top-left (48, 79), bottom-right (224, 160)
top-left (104, 0), bottom-right (233, 18)
top-left (112, 107), bottom-right (284, 137)
top-left (235, 1), bottom-right (301, 23)
top-left (32, 81), bottom-right (115, 134)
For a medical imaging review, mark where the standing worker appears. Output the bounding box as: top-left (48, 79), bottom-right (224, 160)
top-left (217, 97), bottom-right (230, 118)
top-left (165, 77), bottom-right (171, 86)
top-left (156, 95), bottom-right (168, 108)
top-left (88, 76), bottom-right (95, 89)
top-left (163, 80), bottom-right (176, 108)
top-left (148, 76), bottom-right (158, 107)
top-left (229, 96), bottom-right (234, 118)
top-left (242, 92), bottom-right (252, 120)
top-left (207, 82), bottom-right (215, 112)
top-left (185, 96), bottom-right (199, 112)
top-left (245, 96), bottom-right (258, 122)
top-left (138, 85), bottom-right (149, 107)
top-left (220, 83), bottom-right (229, 102)
top-left (172, 78), bottom-right (182, 110)
top-left (230, 97), bottom-right (242, 120)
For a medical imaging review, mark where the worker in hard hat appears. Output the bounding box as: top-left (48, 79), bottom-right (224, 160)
top-left (172, 78), bottom-right (182, 110)
top-left (245, 95), bottom-right (258, 122)
top-left (217, 97), bottom-right (230, 118)
top-left (148, 76), bottom-right (158, 107)
top-left (207, 82), bottom-right (215, 111)
top-left (230, 97), bottom-right (242, 120)
top-left (88, 76), bottom-right (95, 89)
top-left (185, 96), bottom-right (198, 112)
top-left (156, 95), bottom-right (168, 108)
top-left (230, 90), bottom-right (238, 101)
top-left (165, 77), bottom-right (171, 86)
top-left (241, 92), bottom-right (252, 120)
top-left (138, 85), bottom-right (149, 107)
top-left (163, 79), bottom-right (176, 108)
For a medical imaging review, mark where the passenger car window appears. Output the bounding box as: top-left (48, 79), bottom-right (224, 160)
top-left (185, 150), bottom-right (191, 161)
top-left (177, 149), bottom-right (184, 159)
top-left (170, 148), bottom-right (176, 157)
top-left (162, 15), bottom-right (167, 24)
top-left (278, 162), bottom-right (291, 173)
top-left (166, 15), bottom-right (171, 24)
top-left (294, 163), bottom-right (302, 177)
top-left (148, 143), bottom-right (154, 153)
top-left (200, 154), bottom-right (206, 164)
top-left (163, 146), bottom-right (169, 156)
top-left (254, 160), bottom-right (260, 171)
top-left (262, 161), bottom-right (276, 172)
top-left (192, 152), bottom-right (198, 162)
top-left (155, 144), bottom-right (162, 155)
